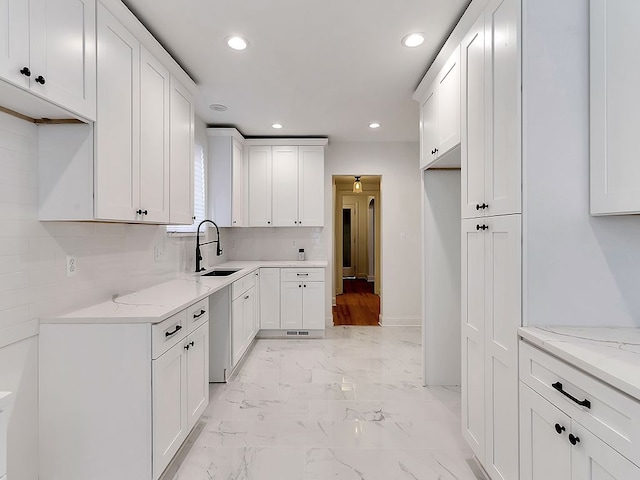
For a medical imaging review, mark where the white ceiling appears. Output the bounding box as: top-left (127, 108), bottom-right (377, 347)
top-left (123, 0), bottom-right (470, 142)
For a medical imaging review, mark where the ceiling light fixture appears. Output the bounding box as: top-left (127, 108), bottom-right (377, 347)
top-left (272, 123), bottom-right (283, 129)
top-left (353, 176), bottom-right (363, 194)
top-left (369, 122), bottom-right (381, 129)
top-left (209, 103), bottom-right (228, 112)
top-left (401, 32), bottom-right (425, 48)
top-left (227, 36), bottom-right (249, 50)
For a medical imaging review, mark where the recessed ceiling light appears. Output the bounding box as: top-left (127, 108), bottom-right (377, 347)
top-left (227, 36), bottom-right (248, 50)
top-left (401, 32), bottom-right (425, 48)
top-left (369, 122), bottom-right (381, 129)
top-left (209, 103), bottom-right (228, 112)
top-left (272, 123), bottom-right (283, 129)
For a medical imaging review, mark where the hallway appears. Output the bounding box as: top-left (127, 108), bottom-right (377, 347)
top-left (167, 327), bottom-right (478, 480)
top-left (333, 279), bottom-right (381, 326)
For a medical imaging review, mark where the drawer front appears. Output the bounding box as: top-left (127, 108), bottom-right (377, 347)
top-left (281, 268), bottom-right (325, 282)
top-left (152, 310), bottom-right (187, 359)
top-left (519, 340), bottom-right (640, 465)
top-left (186, 298), bottom-right (209, 332)
top-left (232, 272), bottom-right (257, 300)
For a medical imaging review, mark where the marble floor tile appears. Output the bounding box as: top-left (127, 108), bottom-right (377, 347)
top-left (169, 326), bottom-right (480, 480)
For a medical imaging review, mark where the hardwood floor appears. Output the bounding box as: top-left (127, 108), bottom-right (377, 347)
top-left (333, 279), bottom-right (380, 326)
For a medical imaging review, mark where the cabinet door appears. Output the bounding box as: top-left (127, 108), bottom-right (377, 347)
top-left (248, 146), bottom-right (273, 226)
top-left (243, 287), bottom-right (256, 346)
top-left (272, 146), bottom-right (299, 226)
top-left (590, 0), bottom-right (640, 215)
top-left (571, 421), bottom-right (640, 480)
top-left (419, 86), bottom-right (438, 169)
top-left (29, 0), bottom-right (96, 120)
top-left (520, 384), bottom-right (572, 480)
top-left (484, 214), bottom-right (521, 480)
top-left (139, 47), bottom-right (169, 223)
top-left (302, 282), bottom-right (324, 329)
top-left (0, 0), bottom-right (30, 88)
top-left (169, 76), bottom-right (194, 224)
top-left (94, 4), bottom-right (139, 222)
top-left (152, 342), bottom-right (187, 480)
top-left (298, 146), bottom-right (324, 227)
top-left (484, 0), bottom-right (521, 217)
top-left (461, 218), bottom-right (486, 459)
top-left (231, 297), bottom-right (245, 367)
top-left (461, 14), bottom-right (486, 219)
top-left (437, 45), bottom-right (461, 156)
top-left (231, 138), bottom-right (244, 226)
top-left (281, 282), bottom-right (303, 329)
top-left (260, 268), bottom-right (280, 329)
top-left (186, 323), bottom-right (209, 431)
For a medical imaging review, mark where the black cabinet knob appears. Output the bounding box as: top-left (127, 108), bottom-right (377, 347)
top-left (476, 224), bottom-right (488, 231)
top-left (267, 221), bottom-right (271, 224)
top-left (192, 216), bottom-right (196, 220)
top-left (19, 66), bottom-right (31, 77)
top-left (476, 203), bottom-right (489, 210)
top-left (569, 433), bottom-right (580, 445)
top-left (35, 75), bottom-right (45, 85)
top-left (136, 209), bottom-right (148, 215)
top-left (554, 423), bottom-right (566, 435)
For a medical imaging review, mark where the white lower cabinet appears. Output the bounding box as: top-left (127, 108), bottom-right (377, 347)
top-left (520, 341), bottom-right (640, 480)
top-left (259, 268), bottom-right (280, 329)
top-left (280, 268), bottom-right (325, 330)
top-left (39, 299), bottom-right (210, 480)
top-left (231, 273), bottom-right (258, 367)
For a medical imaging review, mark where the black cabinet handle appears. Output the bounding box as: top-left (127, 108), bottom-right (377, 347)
top-left (476, 224), bottom-right (488, 231)
top-left (294, 221), bottom-right (298, 224)
top-left (303, 284), bottom-right (307, 288)
top-left (184, 343), bottom-right (190, 350)
top-left (136, 209), bottom-right (148, 215)
top-left (35, 75), bottom-right (45, 84)
top-left (165, 325), bottom-right (182, 337)
top-left (569, 433), bottom-right (580, 445)
top-left (267, 221), bottom-right (271, 224)
top-left (476, 203), bottom-right (489, 210)
top-left (20, 66), bottom-right (31, 77)
top-left (298, 284), bottom-right (302, 288)
top-left (296, 273), bottom-right (309, 277)
top-left (193, 309), bottom-right (206, 319)
top-left (435, 148), bottom-right (439, 153)
top-left (189, 341), bottom-right (194, 347)
top-left (552, 382), bottom-right (591, 409)
top-left (244, 295), bottom-right (249, 300)
top-left (555, 423), bottom-right (566, 435)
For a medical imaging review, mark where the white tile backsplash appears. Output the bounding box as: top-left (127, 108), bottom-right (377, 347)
top-left (225, 227), bottom-right (326, 262)
top-left (0, 112), bottom-right (219, 336)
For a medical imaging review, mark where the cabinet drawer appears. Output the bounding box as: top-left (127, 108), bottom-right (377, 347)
top-left (281, 268), bottom-right (325, 282)
top-left (232, 272), bottom-right (257, 300)
top-left (186, 298), bottom-right (208, 332)
top-left (519, 340), bottom-right (640, 466)
top-left (152, 310), bottom-right (187, 359)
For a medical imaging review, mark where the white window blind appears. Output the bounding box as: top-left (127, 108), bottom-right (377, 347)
top-left (167, 142), bottom-right (206, 233)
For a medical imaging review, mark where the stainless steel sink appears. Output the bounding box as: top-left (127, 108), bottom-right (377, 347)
top-left (201, 269), bottom-right (240, 277)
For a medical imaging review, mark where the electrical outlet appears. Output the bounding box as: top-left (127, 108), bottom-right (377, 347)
top-left (66, 255), bottom-right (77, 277)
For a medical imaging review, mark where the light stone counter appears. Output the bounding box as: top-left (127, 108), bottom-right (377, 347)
top-left (41, 260), bottom-right (327, 324)
top-left (0, 392), bottom-right (12, 411)
top-left (519, 326), bottom-right (640, 401)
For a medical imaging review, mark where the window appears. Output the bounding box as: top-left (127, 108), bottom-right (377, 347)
top-left (167, 142), bottom-right (206, 233)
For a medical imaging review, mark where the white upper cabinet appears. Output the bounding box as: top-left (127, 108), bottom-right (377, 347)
top-left (419, 46), bottom-right (460, 170)
top-left (590, 0), bottom-right (640, 215)
top-left (248, 141), bottom-right (326, 228)
top-left (139, 47), bottom-right (170, 223)
top-left (248, 146), bottom-right (273, 226)
top-left (208, 128), bottom-right (245, 227)
top-left (298, 146), bottom-right (325, 227)
top-left (461, 0), bottom-right (520, 219)
top-left (169, 76), bottom-right (194, 225)
top-left (0, 0), bottom-right (96, 120)
top-left (272, 146), bottom-right (300, 226)
top-left (94, 4), bottom-right (140, 222)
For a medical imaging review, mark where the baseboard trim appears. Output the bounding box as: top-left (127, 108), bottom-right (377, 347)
top-left (378, 316), bottom-right (421, 327)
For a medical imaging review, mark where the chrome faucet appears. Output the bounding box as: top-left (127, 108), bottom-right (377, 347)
top-left (195, 219), bottom-right (223, 272)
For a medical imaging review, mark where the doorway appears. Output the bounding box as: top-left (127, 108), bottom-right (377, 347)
top-left (333, 175), bottom-right (381, 326)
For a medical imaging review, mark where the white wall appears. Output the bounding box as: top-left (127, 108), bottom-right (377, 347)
top-left (423, 170), bottom-right (461, 385)
top-left (0, 112), bottom-right (223, 479)
top-left (324, 142), bottom-right (421, 326)
top-left (523, 0), bottom-right (640, 327)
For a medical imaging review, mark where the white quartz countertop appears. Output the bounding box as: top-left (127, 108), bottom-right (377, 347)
top-left (0, 391), bottom-right (12, 410)
top-left (519, 326), bottom-right (640, 401)
top-left (42, 260), bottom-right (327, 325)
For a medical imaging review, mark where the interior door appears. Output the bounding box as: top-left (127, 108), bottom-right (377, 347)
top-left (342, 204), bottom-right (357, 278)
